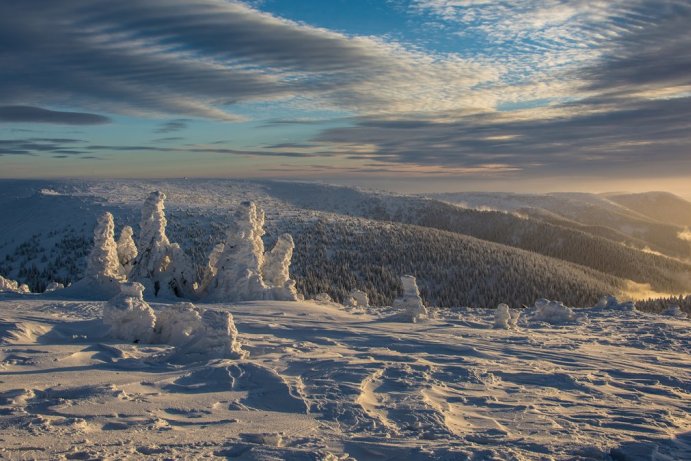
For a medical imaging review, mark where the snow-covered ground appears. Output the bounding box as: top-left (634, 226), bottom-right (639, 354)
top-left (1, 293), bottom-right (688, 460)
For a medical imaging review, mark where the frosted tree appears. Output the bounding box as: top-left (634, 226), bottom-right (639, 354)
top-left (204, 201), bottom-right (299, 302)
top-left (117, 225), bottom-right (138, 275)
top-left (392, 275), bottom-right (428, 322)
top-left (0, 274), bottom-right (30, 293)
top-left (347, 289), bottom-right (369, 308)
top-left (494, 303), bottom-right (520, 329)
top-left (85, 212), bottom-right (126, 293)
top-left (263, 233), bottom-right (298, 301)
top-left (130, 191), bottom-right (193, 299)
top-left (205, 201), bottom-right (269, 302)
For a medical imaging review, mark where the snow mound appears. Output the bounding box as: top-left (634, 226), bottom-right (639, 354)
top-left (390, 275), bottom-right (428, 322)
top-left (532, 299), bottom-right (577, 324)
top-left (494, 303), bottom-right (520, 329)
top-left (0, 274), bottom-right (30, 293)
top-left (661, 305), bottom-right (687, 319)
top-left (103, 282), bottom-right (156, 343)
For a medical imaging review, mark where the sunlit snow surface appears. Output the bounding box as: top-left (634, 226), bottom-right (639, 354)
top-left (0, 295), bottom-right (689, 460)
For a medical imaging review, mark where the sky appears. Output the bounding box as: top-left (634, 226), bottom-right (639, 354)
top-left (1, 0), bottom-right (690, 196)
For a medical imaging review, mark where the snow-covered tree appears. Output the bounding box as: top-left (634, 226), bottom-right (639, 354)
top-left (392, 275), bottom-right (428, 322)
top-left (346, 289), bottom-right (369, 308)
top-left (205, 201), bottom-right (299, 302)
top-left (130, 191), bottom-right (193, 299)
top-left (117, 225), bottom-right (138, 275)
top-left (205, 201), bottom-right (269, 302)
top-left (263, 233), bottom-right (298, 301)
top-left (67, 211), bottom-right (128, 297)
top-left (0, 274), bottom-right (29, 293)
top-left (494, 303), bottom-right (520, 329)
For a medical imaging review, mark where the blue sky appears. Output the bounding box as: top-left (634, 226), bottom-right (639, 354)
top-left (1, 0), bottom-right (690, 194)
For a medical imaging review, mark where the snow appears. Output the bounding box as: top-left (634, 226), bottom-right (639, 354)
top-left (532, 298), bottom-right (577, 324)
top-left (0, 295), bottom-right (688, 460)
top-left (494, 303), bottom-right (520, 329)
top-left (390, 275), bottom-right (429, 322)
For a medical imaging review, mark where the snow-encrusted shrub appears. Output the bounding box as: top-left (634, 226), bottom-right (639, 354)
top-left (153, 302), bottom-right (203, 346)
top-left (391, 275), bottom-right (428, 322)
top-left (130, 191), bottom-right (194, 299)
top-left (0, 274), bottom-right (30, 293)
top-left (347, 289), bottom-right (369, 308)
top-left (204, 201), bottom-right (298, 302)
top-left (172, 309), bottom-right (247, 359)
top-left (494, 303), bottom-right (520, 329)
top-left (44, 282), bottom-right (64, 293)
top-left (103, 282), bottom-right (156, 343)
top-left (661, 305), bottom-right (687, 319)
top-left (595, 295), bottom-right (636, 312)
top-left (313, 292), bottom-right (334, 303)
top-left (117, 225), bottom-right (138, 275)
top-left (533, 299), bottom-right (576, 324)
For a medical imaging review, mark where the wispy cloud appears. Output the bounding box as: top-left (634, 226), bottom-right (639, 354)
top-left (0, 106), bottom-right (110, 125)
top-left (0, 0), bottom-right (498, 120)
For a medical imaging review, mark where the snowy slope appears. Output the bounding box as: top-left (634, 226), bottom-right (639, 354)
top-left (0, 294), bottom-right (688, 460)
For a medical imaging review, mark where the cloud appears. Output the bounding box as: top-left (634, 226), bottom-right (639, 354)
top-left (0, 138), bottom-right (87, 156)
top-left (0, 0), bottom-right (497, 121)
top-left (0, 106), bottom-right (110, 125)
top-left (314, 93), bottom-right (691, 176)
top-left (154, 120), bottom-right (189, 133)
